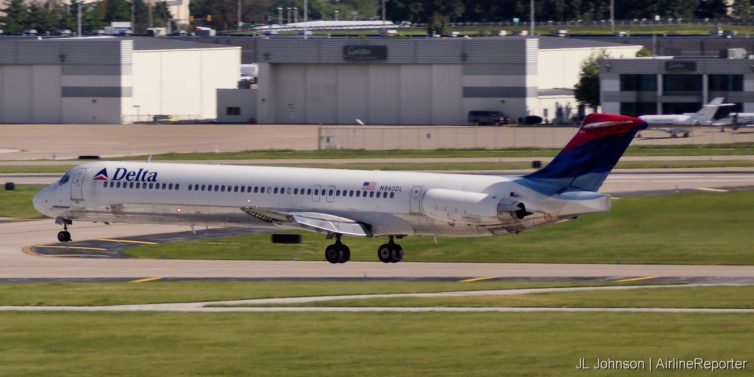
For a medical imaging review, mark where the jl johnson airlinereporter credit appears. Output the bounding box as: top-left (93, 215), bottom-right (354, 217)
top-left (576, 357), bottom-right (748, 372)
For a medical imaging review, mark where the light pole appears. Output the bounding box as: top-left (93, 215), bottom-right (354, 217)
top-left (294, 7), bottom-right (298, 23)
top-left (237, 0), bottom-right (241, 31)
top-left (530, 0), bottom-right (534, 35)
top-left (278, 7), bottom-right (282, 25)
top-left (335, 10), bottom-right (339, 21)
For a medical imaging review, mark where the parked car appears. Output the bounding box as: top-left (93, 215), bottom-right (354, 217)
top-left (468, 110), bottom-right (509, 126)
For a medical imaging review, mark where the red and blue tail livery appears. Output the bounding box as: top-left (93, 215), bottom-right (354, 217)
top-left (523, 113), bottom-right (647, 193)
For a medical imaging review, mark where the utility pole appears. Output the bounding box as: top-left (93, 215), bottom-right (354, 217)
top-left (610, 0), bottom-right (615, 33)
top-left (148, 0), bottom-right (153, 28)
top-left (131, 0), bottom-right (135, 33)
top-left (77, 1), bottom-right (82, 36)
top-left (530, 0), bottom-right (534, 35)
top-left (237, 0), bottom-right (241, 31)
top-left (382, 0), bottom-right (385, 24)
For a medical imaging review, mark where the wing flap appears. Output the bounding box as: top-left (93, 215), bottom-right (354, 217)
top-left (290, 212), bottom-right (371, 236)
top-left (240, 207), bottom-right (371, 236)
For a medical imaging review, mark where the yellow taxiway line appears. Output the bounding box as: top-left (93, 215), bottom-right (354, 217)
top-left (129, 277), bottom-right (163, 283)
top-left (459, 276), bottom-right (498, 283)
top-left (614, 276), bottom-right (658, 283)
top-left (98, 238), bottom-right (158, 245)
top-left (696, 187), bottom-right (729, 193)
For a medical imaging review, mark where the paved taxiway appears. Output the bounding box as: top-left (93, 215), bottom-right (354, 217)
top-left (2, 219), bottom-right (754, 282)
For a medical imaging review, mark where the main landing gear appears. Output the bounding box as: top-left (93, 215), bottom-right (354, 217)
top-left (325, 234), bottom-right (351, 264)
top-left (324, 235), bottom-right (404, 264)
top-left (378, 236), bottom-right (403, 263)
top-left (57, 218), bottom-right (72, 242)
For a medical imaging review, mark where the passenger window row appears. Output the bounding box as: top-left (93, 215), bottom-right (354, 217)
top-left (102, 180), bottom-right (397, 199)
top-left (103, 181), bottom-right (179, 190)
top-left (186, 183), bottom-right (396, 199)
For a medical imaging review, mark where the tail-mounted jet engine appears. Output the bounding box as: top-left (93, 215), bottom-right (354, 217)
top-left (421, 188), bottom-right (530, 225)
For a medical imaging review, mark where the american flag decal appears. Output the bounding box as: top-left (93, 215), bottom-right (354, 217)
top-left (362, 181), bottom-right (376, 190)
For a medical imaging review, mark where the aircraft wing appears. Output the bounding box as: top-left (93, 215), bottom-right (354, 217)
top-left (240, 206), bottom-right (372, 236)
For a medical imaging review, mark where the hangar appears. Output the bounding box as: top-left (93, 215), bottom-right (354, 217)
top-left (247, 36), bottom-right (641, 125)
top-left (0, 37), bottom-right (239, 124)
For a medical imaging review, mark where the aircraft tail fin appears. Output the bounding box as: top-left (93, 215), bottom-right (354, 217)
top-left (523, 113), bottom-right (647, 193)
top-left (695, 97), bottom-right (724, 122)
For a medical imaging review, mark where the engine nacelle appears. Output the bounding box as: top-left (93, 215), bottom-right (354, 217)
top-left (421, 188), bottom-right (528, 225)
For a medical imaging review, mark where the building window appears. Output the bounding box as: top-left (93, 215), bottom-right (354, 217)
top-left (663, 102), bottom-right (702, 114)
top-left (620, 102), bottom-right (658, 117)
top-left (226, 107), bottom-right (241, 116)
top-left (620, 74), bottom-right (657, 91)
top-left (663, 74), bottom-right (702, 93)
top-left (709, 74), bottom-right (743, 91)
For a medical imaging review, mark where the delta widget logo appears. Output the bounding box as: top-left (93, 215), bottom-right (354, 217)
top-left (92, 168), bottom-right (158, 182)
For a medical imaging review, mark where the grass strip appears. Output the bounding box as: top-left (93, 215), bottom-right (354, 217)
top-left (0, 186), bottom-right (42, 218)
top-left (0, 311), bottom-right (750, 377)
top-left (0, 280), bottom-right (643, 307)
top-left (126, 191), bottom-right (754, 265)
top-left (267, 286), bottom-right (754, 309)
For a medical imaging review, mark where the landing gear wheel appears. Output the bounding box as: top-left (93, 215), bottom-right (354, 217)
top-left (325, 244), bottom-right (342, 264)
top-left (57, 230), bottom-right (71, 242)
top-left (378, 237), bottom-right (404, 263)
top-left (378, 244), bottom-right (392, 263)
top-left (325, 234), bottom-right (350, 264)
top-left (390, 245), bottom-right (404, 263)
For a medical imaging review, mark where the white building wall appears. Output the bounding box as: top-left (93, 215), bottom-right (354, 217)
top-left (538, 46), bottom-right (641, 89)
top-left (306, 65), bottom-right (337, 124)
top-left (62, 98), bottom-right (121, 123)
top-left (124, 47), bottom-right (239, 122)
top-left (217, 88), bottom-right (256, 123)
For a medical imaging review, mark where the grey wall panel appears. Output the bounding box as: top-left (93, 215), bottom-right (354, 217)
top-left (336, 65), bottom-right (369, 124)
top-left (62, 86), bottom-right (130, 97)
top-left (368, 65), bottom-right (400, 124)
top-left (2, 66), bottom-right (33, 123)
top-left (415, 40), bottom-right (464, 64)
top-left (399, 65), bottom-right (432, 124)
top-left (463, 63), bottom-right (527, 76)
top-left (62, 65), bottom-right (123, 76)
top-left (32, 65), bottom-right (62, 123)
top-left (431, 64), bottom-right (463, 124)
top-left (305, 65), bottom-right (337, 124)
top-left (463, 39), bottom-right (528, 64)
top-left (463, 86), bottom-right (530, 98)
top-left (273, 64), bottom-right (307, 123)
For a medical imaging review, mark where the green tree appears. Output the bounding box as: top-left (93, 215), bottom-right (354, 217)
top-left (732, 0), bottom-right (754, 20)
top-left (574, 50), bottom-right (609, 112)
top-left (427, 11), bottom-right (449, 35)
top-left (0, 0), bottom-right (28, 34)
top-left (105, 0), bottom-right (131, 23)
top-left (191, 0), bottom-right (272, 30)
top-left (26, 3), bottom-right (58, 34)
top-left (696, 0), bottom-right (729, 18)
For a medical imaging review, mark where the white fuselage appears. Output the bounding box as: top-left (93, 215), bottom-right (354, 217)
top-left (33, 161), bottom-right (610, 238)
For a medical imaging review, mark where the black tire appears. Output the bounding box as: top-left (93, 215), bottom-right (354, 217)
top-left (390, 245), bottom-right (404, 263)
top-left (325, 244), bottom-right (341, 264)
top-left (57, 231), bottom-right (71, 242)
top-left (378, 244), bottom-right (392, 263)
top-left (339, 245), bottom-right (351, 263)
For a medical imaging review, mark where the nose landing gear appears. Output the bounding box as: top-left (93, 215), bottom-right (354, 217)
top-left (56, 218), bottom-right (72, 242)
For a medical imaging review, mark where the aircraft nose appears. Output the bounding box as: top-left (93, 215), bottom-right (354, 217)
top-left (33, 186), bottom-right (50, 215)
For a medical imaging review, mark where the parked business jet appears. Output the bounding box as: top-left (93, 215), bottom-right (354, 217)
top-left (639, 97), bottom-right (727, 137)
top-left (712, 112), bottom-right (754, 132)
top-left (33, 113), bottom-right (647, 264)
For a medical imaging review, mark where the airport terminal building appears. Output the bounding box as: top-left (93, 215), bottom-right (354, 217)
top-left (600, 55), bottom-right (754, 116)
top-left (236, 36), bottom-right (640, 125)
top-left (0, 37), bottom-right (239, 124)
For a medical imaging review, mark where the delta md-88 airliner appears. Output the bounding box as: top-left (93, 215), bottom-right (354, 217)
top-left (33, 113), bottom-right (647, 264)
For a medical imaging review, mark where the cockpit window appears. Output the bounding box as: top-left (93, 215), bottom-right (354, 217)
top-left (58, 171), bottom-right (72, 185)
